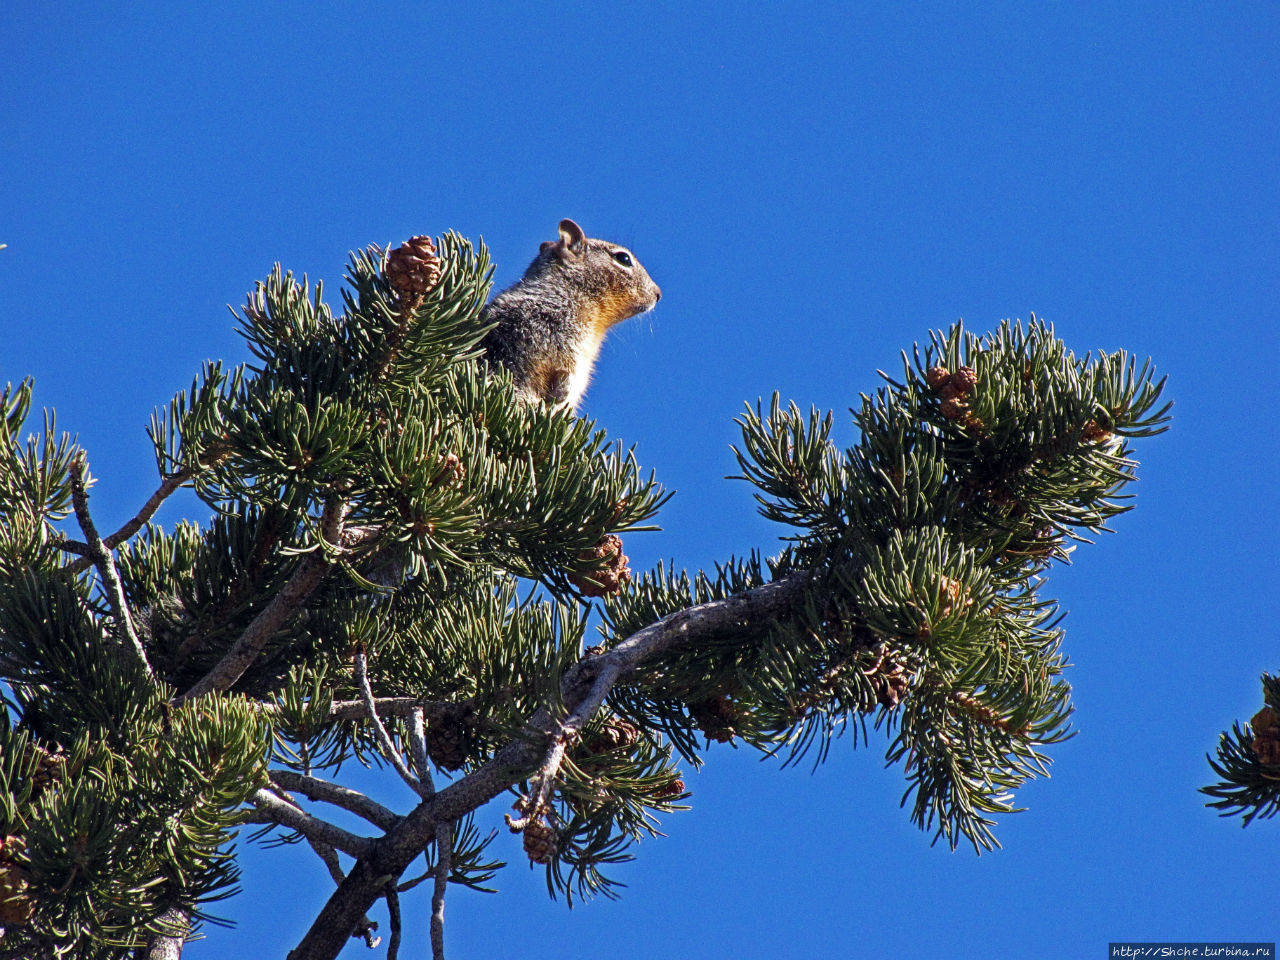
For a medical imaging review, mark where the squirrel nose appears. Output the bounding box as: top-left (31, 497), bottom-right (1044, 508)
top-left (653, 285), bottom-right (662, 302)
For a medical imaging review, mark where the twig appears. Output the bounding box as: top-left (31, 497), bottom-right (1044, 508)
top-left (330, 696), bottom-right (436, 721)
top-left (354, 646), bottom-right (426, 799)
top-left (175, 500), bottom-right (376, 702)
top-left (430, 820), bottom-right (453, 960)
top-left (518, 734), bottom-right (571, 828)
top-left (386, 885), bottom-right (403, 960)
top-left (247, 788), bottom-right (374, 858)
top-left (268, 770), bottom-right (401, 832)
top-left (307, 838), bottom-right (346, 886)
top-left (63, 468), bottom-right (195, 575)
top-left (68, 456), bottom-right (153, 679)
top-left (409, 706), bottom-right (435, 798)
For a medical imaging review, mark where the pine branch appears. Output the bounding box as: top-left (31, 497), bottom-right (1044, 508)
top-left (176, 502), bottom-right (378, 701)
top-left (354, 646), bottom-right (428, 799)
top-left (304, 838), bottom-right (382, 949)
top-left (61, 468), bottom-right (195, 575)
top-left (409, 706), bottom-right (435, 797)
top-left (329, 697), bottom-right (443, 721)
top-left (247, 788), bottom-right (374, 858)
top-left (290, 572), bottom-right (809, 960)
top-left (386, 885), bottom-right (403, 960)
top-left (168, 504), bottom-right (291, 672)
top-left (267, 770), bottom-right (401, 832)
top-left (68, 455), bottom-right (154, 679)
top-left (430, 820), bottom-right (453, 960)
top-left (143, 907), bottom-right (189, 960)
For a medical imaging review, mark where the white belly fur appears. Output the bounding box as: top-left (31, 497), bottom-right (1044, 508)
top-left (564, 328), bottom-right (604, 411)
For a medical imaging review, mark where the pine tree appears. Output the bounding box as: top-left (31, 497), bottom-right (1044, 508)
top-left (0, 230), bottom-right (1169, 959)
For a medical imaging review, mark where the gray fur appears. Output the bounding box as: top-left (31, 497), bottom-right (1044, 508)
top-left (480, 219), bottom-right (660, 411)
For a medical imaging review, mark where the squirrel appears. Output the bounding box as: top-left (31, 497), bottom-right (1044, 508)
top-left (480, 218), bottom-right (661, 412)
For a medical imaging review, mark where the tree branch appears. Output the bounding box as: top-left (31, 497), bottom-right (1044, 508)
top-left (329, 697), bottom-right (438, 721)
top-left (68, 456), bottom-right (153, 679)
top-left (175, 500), bottom-right (378, 702)
top-left (430, 820), bottom-right (452, 960)
top-left (409, 706), bottom-right (435, 798)
top-left (289, 572), bottom-right (810, 960)
top-left (386, 885), bottom-right (403, 960)
top-left (247, 788), bottom-right (374, 858)
top-left (64, 468), bottom-right (194, 575)
top-left (268, 770), bottom-right (401, 832)
top-left (354, 646), bottom-right (427, 799)
top-left (143, 907), bottom-right (189, 960)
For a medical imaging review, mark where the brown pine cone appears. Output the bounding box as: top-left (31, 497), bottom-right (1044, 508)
top-left (522, 818), bottom-right (558, 865)
top-left (1081, 420), bottom-right (1112, 443)
top-left (872, 671), bottom-right (910, 708)
top-left (386, 235), bottom-right (442, 299)
top-left (1252, 708), bottom-right (1280, 765)
top-left (582, 717), bottom-right (640, 755)
top-left (0, 837), bottom-right (31, 927)
top-left (690, 697), bottom-right (738, 743)
top-left (863, 644), bottom-right (913, 709)
top-left (29, 744), bottom-right (65, 796)
top-left (569, 534), bottom-right (631, 598)
top-left (434, 452), bottom-right (465, 486)
top-left (950, 366), bottom-right (978, 396)
top-left (654, 778), bottom-right (686, 799)
top-left (939, 397), bottom-right (967, 421)
top-left (426, 720), bottom-right (468, 772)
top-left (925, 365), bottom-right (951, 391)
top-left (1252, 707), bottom-right (1279, 735)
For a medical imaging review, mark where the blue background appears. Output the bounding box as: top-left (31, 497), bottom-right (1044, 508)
top-left (2, 3), bottom-right (1277, 956)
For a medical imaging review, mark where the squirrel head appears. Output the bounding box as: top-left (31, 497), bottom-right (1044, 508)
top-left (525, 218), bottom-right (661, 330)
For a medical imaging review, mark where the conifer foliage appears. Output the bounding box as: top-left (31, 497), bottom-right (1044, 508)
top-left (0, 230), bottom-right (1168, 959)
top-left (1203, 674), bottom-right (1280, 825)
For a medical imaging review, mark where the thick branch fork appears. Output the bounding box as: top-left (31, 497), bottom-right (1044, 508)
top-left (289, 572), bottom-right (809, 960)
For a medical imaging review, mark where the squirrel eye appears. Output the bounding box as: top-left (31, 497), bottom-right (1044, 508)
top-left (611, 251), bottom-right (633, 268)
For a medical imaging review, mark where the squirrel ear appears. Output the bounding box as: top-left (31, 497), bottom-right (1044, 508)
top-left (557, 218), bottom-right (587, 257)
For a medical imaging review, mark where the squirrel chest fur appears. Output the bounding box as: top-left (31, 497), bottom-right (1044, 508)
top-left (480, 219), bottom-right (661, 412)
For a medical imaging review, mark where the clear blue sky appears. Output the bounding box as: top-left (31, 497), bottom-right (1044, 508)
top-left (3, 3), bottom-right (1277, 957)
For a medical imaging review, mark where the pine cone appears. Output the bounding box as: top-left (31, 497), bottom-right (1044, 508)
top-left (582, 717), bottom-right (640, 754)
top-left (575, 717), bottom-right (640, 775)
top-left (568, 535), bottom-right (631, 598)
top-left (0, 837), bottom-right (31, 927)
top-left (1252, 707), bottom-right (1279, 735)
top-left (386, 236), bottom-right (442, 299)
top-left (522, 818), bottom-right (557, 865)
top-left (427, 719), bottom-right (468, 772)
top-left (433, 452), bottom-right (465, 486)
top-left (950, 366), bottom-right (978, 396)
top-left (1252, 708), bottom-right (1280, 765)
top-left (690, 697), bottom-right (738, 743)
top-left (925, 365), bottom-right (951, 391)
top-left (28, 744), bottom-right (65, 796)
top-left (872, 671), bottom-right (910, 708)
top-left (654, 778), bottom-right (686, 799)
top-left (1081, 419), bottom-right (1112, 443)
top-left (939, 397), bottom-right (967, 421)
top-left (863, 644), bottom-right (913, 709)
